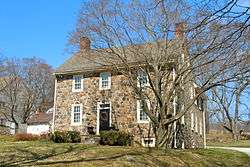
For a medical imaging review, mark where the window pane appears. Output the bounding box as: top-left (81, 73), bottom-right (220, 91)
top-left (74, 106), bottom-right (81, 123)
top-left (100, 73), bottom-right (110, 88)
top-left (139, 102), bottom-right (148, 121)
top-left (138, 71), bottom-right (148, 86)
top-left (74, 76), bottom-right (82, 90)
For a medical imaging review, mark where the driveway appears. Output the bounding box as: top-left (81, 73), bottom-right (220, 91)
top-left (208, 146), bottom-right (250, 156)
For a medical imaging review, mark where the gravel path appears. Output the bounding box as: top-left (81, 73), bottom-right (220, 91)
top-left (208, 146), bottom-right (250, 156)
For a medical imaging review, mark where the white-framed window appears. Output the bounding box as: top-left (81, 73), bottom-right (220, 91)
top-left (142, 138), bottom-right (155, 147)
top-left (199, 119), bottom-right (203, 135)
top-left (195, 115), bottom-right (198, 132)
top-left (137, 100), bottom-right (150, 123)
top-left (72, 75), bottom-right (83, 92)
top-left (191, 112), bottom-right (194, 130)
top-left (99, 72), bottom-right (111, 90)
top-left (71, 103), bottom-right (83, 126)
top-left (137, 70), bottom-right (149, 87)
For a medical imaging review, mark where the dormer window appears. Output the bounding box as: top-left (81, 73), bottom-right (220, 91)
top-left (72, 75), bottom-right (83, 92)
top-left (99, 72), bottom-right (111, 90)
top-left (137, 71), bottom-right (149, 87)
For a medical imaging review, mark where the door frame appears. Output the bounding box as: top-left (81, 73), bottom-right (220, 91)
top-left (96, 101), bottom-right (112, 135)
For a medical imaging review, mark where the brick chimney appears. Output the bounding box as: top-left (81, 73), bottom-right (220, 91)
top-left (80, 37), bottom-right (91, 51)
top-left (175, 22), bottom-right (186, 38)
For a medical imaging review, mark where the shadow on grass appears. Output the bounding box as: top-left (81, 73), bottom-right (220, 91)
top-left (0, 145), bottom-right (173, 167)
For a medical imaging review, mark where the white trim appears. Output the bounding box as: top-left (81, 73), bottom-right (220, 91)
top-left (99, 72), bottom-right (111, 90)
top-left (199, 119), bottom-right (202, 135)
top-left (173, 68), bottom-right (177, 148)
top-left (141, 138), bottom-right (155, 147)
top-left (52, 78), bottom-right (57, 133)
top-left (137, 100), bottom-right (150, 123)
top-left (181, 104), bottom-right (185, 124)
top-left (203, 110), bottom-right (206, 148)
top-left (72, 75), bottom-right (84, 92)
top-left (71, 103), bottom-right (83, 126)
top-left (96, 101), bottom-right (111, 135)
top-left (195, 115), bottom-right (198, 132)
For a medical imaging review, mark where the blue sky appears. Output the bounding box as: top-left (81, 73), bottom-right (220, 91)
top-left (0, 0), bottom-right (82, 68)
top-left (0, 0), bottom-right (249, 69)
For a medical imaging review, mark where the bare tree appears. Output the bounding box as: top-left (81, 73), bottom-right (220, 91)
top-left (0, 57), bottom-right (54, 132)
top-left (209, 78), bottom-right (249, 140)
top-left (68, 0), bottom-right (249, 148)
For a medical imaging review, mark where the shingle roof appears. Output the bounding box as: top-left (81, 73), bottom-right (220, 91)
top-left (27, 112), bottom-right (53, 125)
top-left (55, 40), bottom-right (181, 75)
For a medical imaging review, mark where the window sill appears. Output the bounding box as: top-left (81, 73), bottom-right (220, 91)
top-left (71, 123), bottom-right (82, 126)
top-left (137, 120), bottom-right (149, 124)
top-left (99, 88), bottom-right (111, 91)
top-left (72, 89), bottom-right (83, 93)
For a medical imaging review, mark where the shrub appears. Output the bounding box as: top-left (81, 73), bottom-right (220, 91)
top-left (50, 131), bottom-right (67, 143)
top-left (65, 131), bottom-right (81, 143)
top-left (50, 131), bottom-right (81, 143)
top-left (100, 130), bottom-right (132, 146)
top-left (15, 133), bottom-right (39, 141)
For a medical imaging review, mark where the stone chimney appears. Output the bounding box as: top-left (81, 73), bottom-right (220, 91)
top-left (175, 22), bottom-right (186, 38)
top-left (80, 37), bottom-right (91, 51)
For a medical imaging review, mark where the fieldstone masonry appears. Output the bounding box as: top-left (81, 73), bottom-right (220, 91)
top-left (54, 72), bottom-right (205, 148)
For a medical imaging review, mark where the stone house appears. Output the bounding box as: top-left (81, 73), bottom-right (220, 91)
top-left (53, 27), bottom-right (207, 148)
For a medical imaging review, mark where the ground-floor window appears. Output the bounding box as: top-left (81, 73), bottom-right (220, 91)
top-left (71, 103), bottom-right (83, 126)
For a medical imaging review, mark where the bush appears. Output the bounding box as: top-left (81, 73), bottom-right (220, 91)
top-left (66, 131), bottom-right (81, 143)
top-left (50, 131), bottom-right (81, 143)
top-left (15, 133), bottom-right (39, 141)
top-left (100, 130), bottom-right (132, 146)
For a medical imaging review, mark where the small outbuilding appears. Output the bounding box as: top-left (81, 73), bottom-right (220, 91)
top-left (27, 109), bottom-right (53, 135)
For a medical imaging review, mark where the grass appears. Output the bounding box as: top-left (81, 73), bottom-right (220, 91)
top-left (0, 136), bottom-right (249, 167)
top-left (206, 132), bottom-right (250, 148)
top-left (207, 140), bottom-right (250, 148)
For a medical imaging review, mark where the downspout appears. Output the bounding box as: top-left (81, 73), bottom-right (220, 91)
top-left (173, 68), bottom-right (177, 148)
top-left (52, 77), bottom-right (57, 133)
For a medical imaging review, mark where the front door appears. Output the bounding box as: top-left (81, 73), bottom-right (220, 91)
top-left (99, 103), bottom-right (110, 131)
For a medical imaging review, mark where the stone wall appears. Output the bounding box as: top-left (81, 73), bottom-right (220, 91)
top-left (54, 72), bottom-right (205, 148)
top-left (54, 72), bottom-right (153, 143)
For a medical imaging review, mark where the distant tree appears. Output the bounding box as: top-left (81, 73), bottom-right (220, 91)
top-left (0, 57), bottom-right (54, 132)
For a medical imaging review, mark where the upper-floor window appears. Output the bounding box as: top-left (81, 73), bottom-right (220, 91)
top-left (99, 72), bottom-right (111, 90)
top-left (72, 75), bottom-right (83, 92)
top-left (71, 103), bottom-right (83, 126)
top-left (137, 71), bottom-right (149, 87)
top-left (137, 100), bottom-right (150, 123)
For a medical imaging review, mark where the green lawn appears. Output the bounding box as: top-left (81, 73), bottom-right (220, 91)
top-left (207, 140), bottom-right (250, 148)
top-left (0, 138), bottom-right (249, 167)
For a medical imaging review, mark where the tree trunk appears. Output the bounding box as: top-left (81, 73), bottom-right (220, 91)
top-left (14, 123), bottom-right (19, 134)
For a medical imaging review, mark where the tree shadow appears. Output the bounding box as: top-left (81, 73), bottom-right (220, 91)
top-left (0, 145), bottom-right (94, 167)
